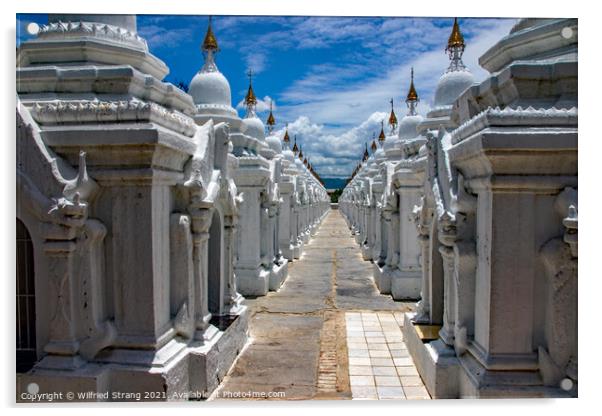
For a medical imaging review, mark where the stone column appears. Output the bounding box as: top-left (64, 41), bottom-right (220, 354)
top-left (437, 242), bottom-right (455, 346)
top-left (448, 128), bottom-right (577, 375)
top-left (279, 192), bottom-right (292, 259)
top-left (235, 186), bottom-right (269, 295)
top-left (188, 207), bottom-right (215, 340)
top-left (388, 212), bottom-right (400, 268)
top-left (260, 200), bottom-right (271, 268)
top-left (42, 241), bottom-right (80, 364)
top-left (372, 208), bottom-right (382, 264)
top-left (223, 215), bottom-right (243, 314)
top-left (390, 165), bottom-right (423, 300)
top-left (99, 180), bottom-right (175, 348)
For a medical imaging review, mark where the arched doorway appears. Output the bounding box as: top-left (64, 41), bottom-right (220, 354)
top-left (16, 218), bottom-right (36, 373)
top-left (208, 209), bottom-right (223, 315)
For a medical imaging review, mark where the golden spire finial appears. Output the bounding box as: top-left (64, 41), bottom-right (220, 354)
top-left (406, 67), bottom-right (419, 103)
top-left (405, 67), bottom-right (419, 115)
top-left (445, 18), bottom-right (467, 71)
top-left (388, 98), bottom-right (398, 130)
top-left (363, 143), bottom-right (369, 161)
top-left (371, 140), bottom-right (377, 153)
top-left (266, 101), bottom-right (275, 126)
top-left (446, 17), bottom-right (465, 52)
top-left (292, 135), bottom-right (299, 154)
top-left (245, 69), bottom-right (257, 106)
top-left (283, 123), bottom-right (290, 144)
top-left (299, 145), bottom-right (304, 159)
top-left (202, 16), bottom-right (219, 52)
top-left (378, 120), bottom-right (386, 142)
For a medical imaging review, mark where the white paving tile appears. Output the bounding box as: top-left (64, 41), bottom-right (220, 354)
top-left (375, 376), bottom-right (402, 387)
top-left (350, 375), bottom-right (375, 386)
top-left (346, 311), bottom-right (428, 400)
top-left (351, 386), bottom-right (378, 399)
top-left (372, 366), bottom-right (398, 376)
top-left (377, 386), bottom-right (405, 399)
top-left (349, 365), bottom-right (373, 376)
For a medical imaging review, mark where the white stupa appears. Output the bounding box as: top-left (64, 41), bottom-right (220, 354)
top-left (241, 70), bottom-right (266, 141)
top-left (189, 17), bottom-right (238, 119)
top-left (265, 102), bottom-right (283, 154)
top-left (419, 17), bottom-right (474, 134)
top-left (433, 18), bottom-right (474, 109)
top-left (282, 128), bottom-right (295, 161)
top-left (398, 68), bottom-right (424, 141)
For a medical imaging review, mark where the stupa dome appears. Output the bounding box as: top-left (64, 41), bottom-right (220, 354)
top-left (189, 18), bottom-right (232, 108)
top-left (433, 69), bottom-right (474, 108)
top-left (189, 70), bottom-right (232, 107)
top-left (398, 114), bottom-right (423, 140)
top-left (266, 134), bottom-right (283, 154)
top-left (242, 116), bottom-right (265, 140)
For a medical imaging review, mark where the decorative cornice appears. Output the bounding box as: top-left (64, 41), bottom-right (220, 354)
top-left (451, 106), bottom-right (578, 145)
top-left (17, 66), bottom-right (195, 114)
top-left (31, 98), bottom-right (196, 137)
top-left (195, 103), bottom-right (238, 114)
top-left (37, 21), bottom-right (148, 51)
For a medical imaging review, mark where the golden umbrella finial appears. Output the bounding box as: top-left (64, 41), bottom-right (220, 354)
top-left (378, 120), bottom-right (386, 143)
top-left (388, 98), bottom-right (398, 130)
top-left (283, 123), bottom-right (290, 145)
top-left (266, 101), bottom-right (275, 127)
top-left (445, 18), bottom-right (467, 71)
top-left (245, 69), bottom-right (257, 106)
top-left (405, 67), bottom-right (419, 115)
top-left (292, 135), bottom-right (299, 154)
top-left (406, 67), bottom-right (419, 103)
top-left (446, 17), bottom-right (465, 52)
top-left (202, 16), bottom-right (219, 52)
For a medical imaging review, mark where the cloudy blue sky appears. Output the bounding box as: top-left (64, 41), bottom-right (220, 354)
top-left (17, 14), bottom-right (516, 178)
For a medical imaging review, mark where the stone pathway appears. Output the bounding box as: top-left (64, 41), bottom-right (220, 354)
top-left (212, 210), bottom-right (429, 401)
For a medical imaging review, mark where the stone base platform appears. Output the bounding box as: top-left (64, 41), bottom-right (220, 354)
top-left (236, 267), bottom-right (271, 296)
top-left (372, 262), bottom-right (390, 293)
top-left (373, 264), bottom-right (420, 299)
top-left (301, 231), bottom-right (310, 244)
top-left (391, 269), bottom-right (421, 300)
top-left (269, 260), bottom-right (289, 291)
top-left (17, 307), bottom-right (249, 402)
top-left (360, 244), bottom-right (372, 260)
top-left (281, 245), bottom-right (294, 262)
top-left (402, 312), bottom-right (577, 399)
top-left (292, 241), bottom-right (303, 259)
top-left (402, 312), bottom-right (460, 399)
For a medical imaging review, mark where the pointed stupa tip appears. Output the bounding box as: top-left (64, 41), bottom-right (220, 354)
top-left (292, 135), bottom-right (299, 154)
top-left (266, 101), bottom-right (275, 126)
top-left (371, 140), bottom-right (377, 152)
top-left (388, 98), bottom-right (398, 127)
top-left (378, 120), bottom-right (386, 142)
top-left (406, 67), bottom-right (419, 103)
top-left (244, 69), bottom-right (257, 106)
top-left (283, 125), bottom-right (290, 144)
top-left (202, 16), bottom-right (219, 52)
top-left (446, 17), bottom-right (465, 52)
top-left (299, 145), bottom-right (304, 159)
